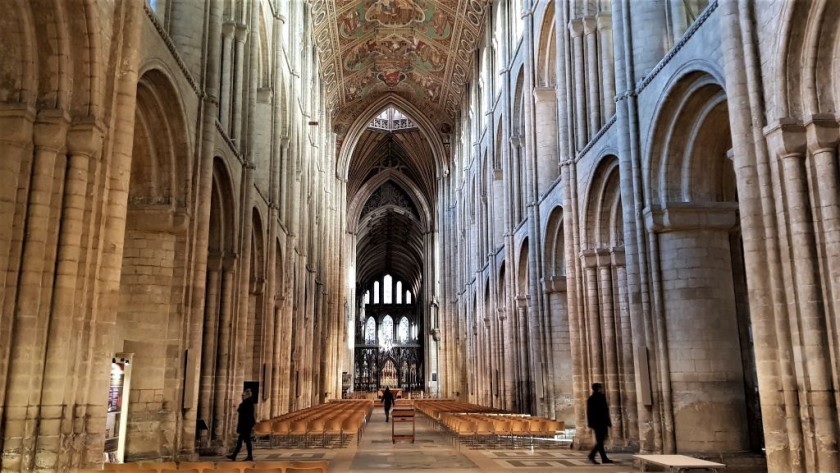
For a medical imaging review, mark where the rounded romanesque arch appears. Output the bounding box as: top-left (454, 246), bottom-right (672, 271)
top-left (645, 70), bottom-right (760, 454)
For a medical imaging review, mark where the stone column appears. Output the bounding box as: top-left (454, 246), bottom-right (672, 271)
top-left (533, 87), bottom-right (559, 197)
top-left (645, 203), bottom-right (748, 453)
top-left (2, 111), bottom-right (69, 471)
top-left (213, 257), bottom-right (236, 443)
top-left (198, 259), bottom-right (221, 444)
top-left (35, 121), bottom-right (103, 471)
top-left (568, 19), bottom-right (587, 150)
top-left (612, 248), bottom-right (638, 442)
top-left (219, 22), bottom-right (236, 132)
top-left (597, 249), bottom-right (621, 438)
top-left (583, 16), bottom-right (601, 137)
top-left (766, 121), bottom-right (839, 472)
top-left (231, 24), bottom-right (249, 143)
top-left (596, 14), bottom-right (615, 120)
top-left (581, 250), bottom-right (603, 383)
top-left (515, 296), bottom-right (532, 413)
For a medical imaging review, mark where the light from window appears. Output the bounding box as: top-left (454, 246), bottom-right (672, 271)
top-left (364, 290), bottom-right (370, 304)
top-left (396, 281), bottom-right (403, 304)
top-left (373, 282), bottom-right (380, 304)
top-left (365, 317), bottom-right (376, 344)
top-left (380, 315), bottom-right (394, 345)
top-left (383, 275), bottom-right (393, 304)
top-left (406, 291), bottom-right (412, 304)
top-left (398, 317), bottom-right (410, 343)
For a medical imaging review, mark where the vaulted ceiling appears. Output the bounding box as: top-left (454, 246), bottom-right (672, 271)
top-left (312, 0), bottom-right (490, 298)
top-left (310, 0), bottom-right (489, 121)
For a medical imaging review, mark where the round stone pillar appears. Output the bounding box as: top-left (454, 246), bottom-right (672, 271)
top-left (645, 202), bottom-right (749, 453)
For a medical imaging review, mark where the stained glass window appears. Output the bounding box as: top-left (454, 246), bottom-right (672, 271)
top-left (383, 275), bottom-right (392, 304)
top-left (380, 315), bottom-right (394, 345)
top-left (398, 317), bottom-right (410, 343)
top-left (365, 317), bottom-right (376, 344)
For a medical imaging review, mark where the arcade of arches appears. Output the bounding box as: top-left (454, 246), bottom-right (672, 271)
top-left (0, 0), bottom-right (839, 472)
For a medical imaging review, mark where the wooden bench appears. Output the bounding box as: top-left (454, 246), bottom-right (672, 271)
top-left (634, 454), bottom-right (725, 472)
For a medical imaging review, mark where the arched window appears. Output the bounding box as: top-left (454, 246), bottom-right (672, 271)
top-left (365, 317), bottom-right (376, 344)
top-left (396, 281), bottom-right (403, 304)
top-left (380, 315), bottom-right (394, 345)
top-left (364, 290), bottom-right (370, 304)
top-left (406, 291), bottom-right (412, 304)
top-left (373, 281), bottom-right (380, 304)
top-left (383, 274), bottom-right (393, 304)
top-left (398, 317), bottom-right (410, 343)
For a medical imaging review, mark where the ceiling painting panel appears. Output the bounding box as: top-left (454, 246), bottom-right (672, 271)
top-left (310, 0), bottom-right (490, 123)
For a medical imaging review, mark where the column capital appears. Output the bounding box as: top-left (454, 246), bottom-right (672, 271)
top-left (222, 21), bottom-right (237, 38)
top-left (644, 202), bottom-right (739, 233)
top-left (596, 13), bottom-right (612, 31)
top-left (610, 248), bottom-right (625, 267)
top-left (568, 19), bottom-right (584, 38)
top-left (34, 109), bottom-right (71, 151)
top-left (764, 118), bottom-right (806, 159)
top-left (234, 23), bottom-right (250, 42)
top-left (66, 118), bottom-right (105, 157)
top-left (542, 275), bottom-right (567, 294)
top-left (533, 87), bottom-right (557, 104)
top-left (582, 16), bottom-right (598, 35)
top-left (580, 249), bottom-right (598, 268)
top-left (515, 295), bottom-right (529, 309)
top-left (0, 104), bottom-right (35, 146)
top-left (804, 114), bottom-right (839, 154)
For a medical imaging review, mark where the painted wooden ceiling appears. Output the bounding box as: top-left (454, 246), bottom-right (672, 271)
top-left (310, 0), bottom-right (490, 120)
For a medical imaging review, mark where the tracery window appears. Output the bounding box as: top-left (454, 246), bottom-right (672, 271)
top-left (380, 315), bottom-right (394, 345)
top-left (398, 317), bottom-right (410, 343)
top-left (369, 106), bottom-right (416, 131)
top-left (383, 274), bottom-right (393, 304)
top-left (365, 317), bottom-right (377, 344)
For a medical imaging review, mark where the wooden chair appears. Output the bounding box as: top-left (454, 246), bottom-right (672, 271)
top-left (104, 464), bottom-right (140, 470)
top-left (176, 462), bottom-right (216, 471)
top-left (243, 468), bottom-right (283, 473)
top-left (139, 463), bottom-right (178, 472)
top-left (271, 419), bottom-right (291, 448)
top-left (254, 420), bottom-right (273, 448)
top-left (286, 461), bottom-right (328, 473)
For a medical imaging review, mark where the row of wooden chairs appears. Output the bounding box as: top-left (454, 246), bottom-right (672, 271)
top-left (440, 413), bottom-right (566, 448)
top-left (87, 460), bottom-right (327, 473)
top-left (254, 400), bottom-right (373, 448)
top-left (413, 400), bottom-right (508, 421)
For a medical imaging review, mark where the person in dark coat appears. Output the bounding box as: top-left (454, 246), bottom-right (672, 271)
top-left (382, 387), bottom-right (395, 422)
top-left (228, 388), bottom-right (256, 461)
top-left (586, 383), bottom-right (614, 464)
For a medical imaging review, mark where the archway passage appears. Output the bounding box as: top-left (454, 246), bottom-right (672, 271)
top-left (347, 105), bottom-right (435, 397)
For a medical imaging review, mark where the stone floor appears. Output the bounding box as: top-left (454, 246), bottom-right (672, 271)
top-left (216, 409), bottom-right (635, 472)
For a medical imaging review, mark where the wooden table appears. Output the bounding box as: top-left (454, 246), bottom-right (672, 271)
top-left (391, 407), bottom-right (415, 443)
top-left (634, 454), bottom-right (726, 472)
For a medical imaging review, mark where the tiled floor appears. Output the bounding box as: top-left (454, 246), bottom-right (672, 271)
top-left (221, 409), bottom-right (635, 472)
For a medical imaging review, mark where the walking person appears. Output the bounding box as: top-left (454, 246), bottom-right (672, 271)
top-left (382, 387), bottom-right (395, 422)
top-left (587, 383), bottom-right (614, 464)
top-left (228, 388), bottom-right (256, 461)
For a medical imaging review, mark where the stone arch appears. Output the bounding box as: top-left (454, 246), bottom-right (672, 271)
top-left (337, 94), bottom-right (449, 180)
top-left (130, 69), bottom-right (191, 209)
top-left (536, 2), bottom-right (556, 87)
top-left (645, 70), bottom-right (760, 454)
top-left (582, 155), bottom-right (622, 250)
top-left (114, 67), bottom-right (193, 459)
top-left (347, 170), bottom-right (433, 233)
top-left (543, 205), bottom-right (565, 278)
top-left (647, 71), bottom-right (733, 208)
top-left (0, 1), bottom-right (37, 105)
top-left (511, 67), bottom-right (527, 222)
top-left (777, 0), bottom-right (840, 117)
top-left (257, 3), bottom-right (271, 89)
